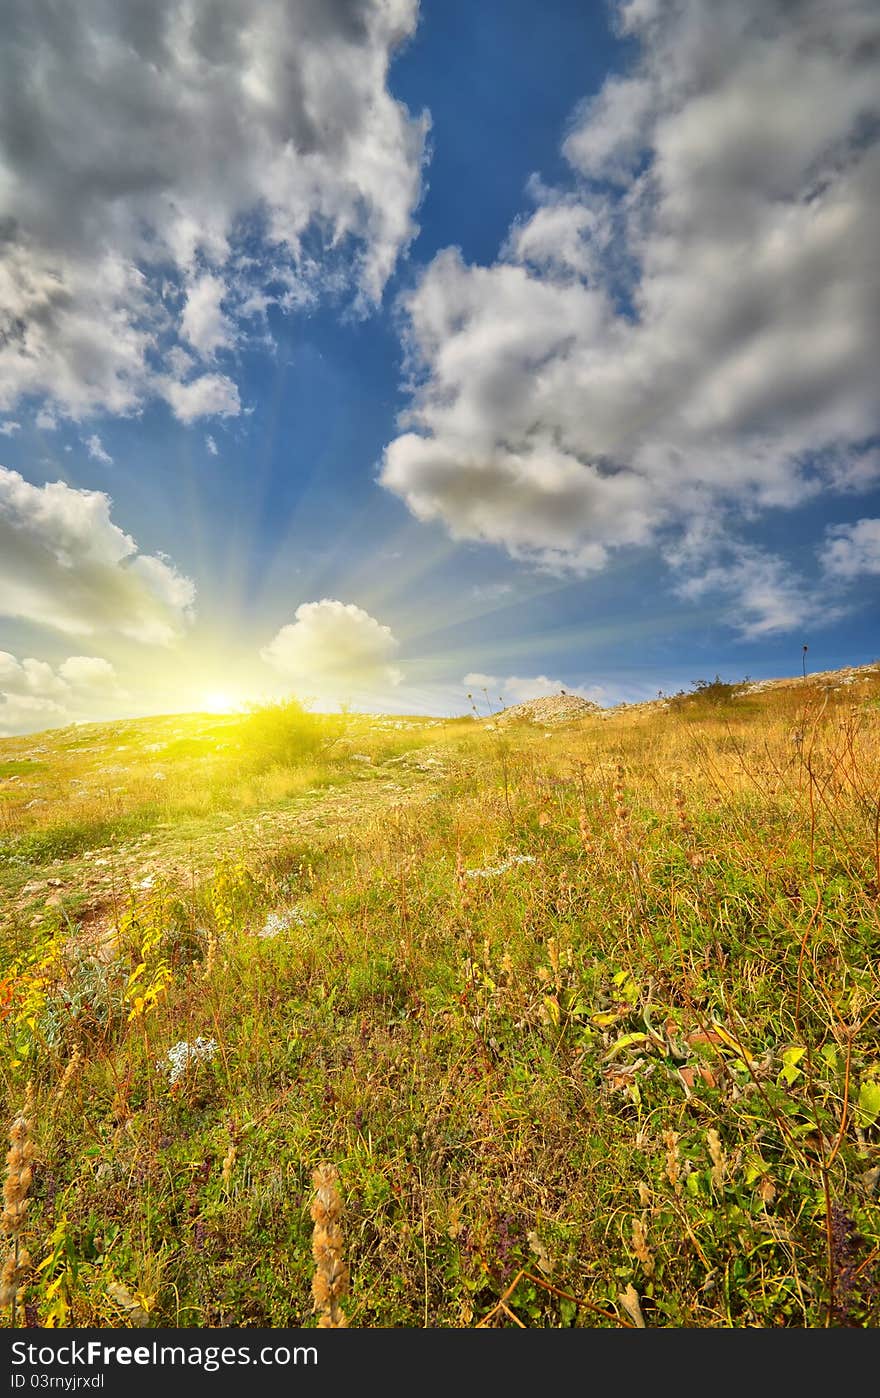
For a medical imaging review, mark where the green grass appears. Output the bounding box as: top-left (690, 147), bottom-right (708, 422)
top-left (1, 672), bottom-right (879, 1327)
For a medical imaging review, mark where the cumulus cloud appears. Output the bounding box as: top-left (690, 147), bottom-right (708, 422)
top-left (1, 650), bottom-right (121, 695)
top-left (0, 0), bottom-right (428, 424)
top-left (261, 598), bottom-right (402, 694)
top-left (0, 421), bottom-right (20, 437)
top-left (57, 655), bottom-right (122, 690)
top-left (821, 519), bottom-right (880, 579)
top-left (181, 275), bottom-right (234, 358)
top-left (0, 649), bottom-right (124, 735)
top-left (161, 374), bottom-right (241, 424)
top-left (0, 691), bottom-right (68, 737)
top-left (382, 0), bottom-right (880, 617)
top-left (0, 652), bottom-right (67, 697)
top-left (464, 671), bottom-right (606, 706)
top-left (0, 465), bottom-right (195, 643)
top-left (205, 434), bottom-right (219, 457)
top-left (84, 433), bottom-right (113, 466)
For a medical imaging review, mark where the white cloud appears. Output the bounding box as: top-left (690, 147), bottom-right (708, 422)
top-left (205, 434), bottom-right (219, 457)
top-left (673, 544), bottom-right (843, 640)
top-left (563, 75), bottom-right (654, 185)
top-left (261, 598), bottom-right (402, 694)
top-left (0, 652), bottom-right (66, 697)
top-left (58, 655), bottom-right (121, 690)
top-left (464, 671), bottom-right (606, 706)
top-left (181, 275), bottom-right (234, 358)
top-left (503, 198), bottom-right (608, 280)
top-left (0, 649), bottom-right (126, 735)
top-left (0, 691), bottom-right (68, 737)
top-left (0, 465), bottom-right (195, 643)
top-left (84, 433), bottom-right (113, 466)
top-left (821, 519), bottom-right (880, 580)
top-left (0, 0), bottom-right (428, 424)
top-left (382, 0), bottom-right (880, 619)
top-left (162, 374), bottom-right (241, 424)
top-left (0, 421), bottom-right (20, 437)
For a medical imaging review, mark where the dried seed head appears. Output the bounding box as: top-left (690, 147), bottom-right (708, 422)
top-left (0, 1246), bottom-right (31, 1308)
top-left (707, 1128), bottom-right (726, 1188)
top-left (663, 1130), bottom-right (681, 1194)
top-left (631, 1217), bottom-right (654, 1276)
top-left (221, 1141), bottom-right (237, 1186)
top-left (55, 1046), bottom-right (83, 1104)
top-left (3, 1086), bottom-right (36, 1238)
top-left (310, 1163), bottom-right (348, 1328)
top-left (204, 930), bottom-right (217, 979)
top-left (547, 937), bottom-right (561, 984)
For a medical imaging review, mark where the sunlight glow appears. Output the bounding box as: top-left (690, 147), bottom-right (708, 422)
top-left (202, 690), bottom-right (237, 714)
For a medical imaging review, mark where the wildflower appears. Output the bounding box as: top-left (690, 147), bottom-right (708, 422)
top-left (159, 1037), bottom-right (218, 1086)
top-left (464, 853), bottom-right (536, 879)
top-left (258, 907), bottom-right (314, 939)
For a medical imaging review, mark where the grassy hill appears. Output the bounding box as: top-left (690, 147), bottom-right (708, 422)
top-left (1, 670), bottom-right (879, 1327)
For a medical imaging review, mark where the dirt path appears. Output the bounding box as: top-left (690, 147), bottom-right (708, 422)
top-left (7, 757), bottom-right (451, 946)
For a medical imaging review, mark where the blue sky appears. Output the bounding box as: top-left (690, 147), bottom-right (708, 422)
top-left (1, 0), bottom-right (878, 732)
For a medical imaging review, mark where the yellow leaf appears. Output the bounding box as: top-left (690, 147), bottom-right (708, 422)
top-left (604, 1032), bottom-right (651, 1060)
top-left (711, 1020), bottom-right (755, 1063)
top-left (543, 995), bottom-right (561, 1028)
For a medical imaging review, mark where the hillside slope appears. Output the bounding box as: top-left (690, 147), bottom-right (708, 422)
top-left (1, 668), bottom-right (878, 1327)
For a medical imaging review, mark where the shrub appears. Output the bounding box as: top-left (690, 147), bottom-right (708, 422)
top-left (235, 699), bottom-right (345, 772)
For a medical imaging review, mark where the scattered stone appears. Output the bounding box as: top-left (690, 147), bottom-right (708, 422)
top-left (493, 693), bottom-right (602, 726)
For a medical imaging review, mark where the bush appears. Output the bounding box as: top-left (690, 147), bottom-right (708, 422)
top-left (235, 699), bottom-right (345, 772)
top-left (670, 675), bottom-right (743, 710)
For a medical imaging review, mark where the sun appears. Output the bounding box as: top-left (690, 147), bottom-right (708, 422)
top-left (202, 690), bottom-right (236, 714)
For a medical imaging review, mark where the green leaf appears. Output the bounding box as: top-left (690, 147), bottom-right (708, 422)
top-left (559, 1297), bottom-right (577, 1326)
top-left (856, 1079), bottom-right (880, 1128)
top-left (820, 1044), bottom-right (839, 1073)
top-left (743, 1154), bottom-right (769, 1187)
top-left (778, 1045), bottom-right (806, 1086)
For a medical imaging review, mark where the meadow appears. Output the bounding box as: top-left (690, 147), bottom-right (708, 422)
top-left (1, 672), bottom-right (879, 1328)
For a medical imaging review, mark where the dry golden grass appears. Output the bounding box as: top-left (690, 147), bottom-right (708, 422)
top-left (0, 669), bottom-right (878, 1326)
